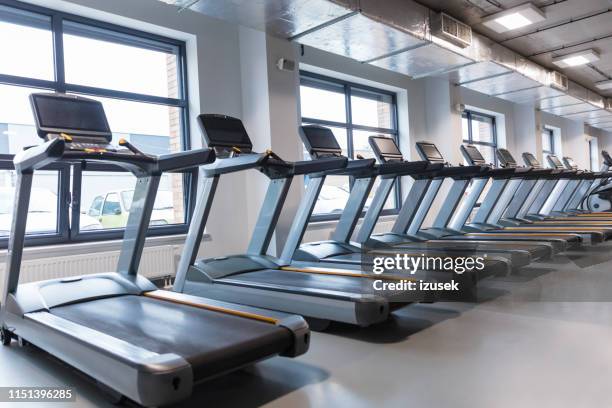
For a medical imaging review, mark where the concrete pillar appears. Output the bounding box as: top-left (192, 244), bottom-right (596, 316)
top-left (239, 28), bottom-right (302, 255)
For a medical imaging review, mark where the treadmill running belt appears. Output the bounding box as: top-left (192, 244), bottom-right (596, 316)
top-left (51, 295), bottom-right (292, 380)
top-left (220, 269), bottom-right (383, 295)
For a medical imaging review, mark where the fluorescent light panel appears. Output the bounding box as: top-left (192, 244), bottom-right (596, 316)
top-left (595, 80), bottom-right (612, 91)
top-left (552, 49), bottom-right (600, 68)
top-left (481, 3), bottom-right (545, 33)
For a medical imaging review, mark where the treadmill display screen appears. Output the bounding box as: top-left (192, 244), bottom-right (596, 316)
top-left (523, 153), bottom-right (540, 167)
top-left (496, 148), bottom-right (515, 166)
top-left (418, 143), bottom-right (444, 161)
top-left (300, 126), bottom-right (341, 151)
top-left (32, 94), bottom-right (110, 137)
top-left (548, 155), bottom-right (563, 168)
top-left (371, 137), bottom-right (401, 155)
top-left (199, 115), bottom-right (252, 149)
top-left (463, 145), bottom-right (485, 162)
top-left (564, 157), bottom-right (576, 169)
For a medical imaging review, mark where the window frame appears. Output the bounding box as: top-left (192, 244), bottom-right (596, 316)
top-left (542, 127), bottom-right (555, 165)
top-left (0, 0), bottom-right (192, 248)
top-left (462, 110), bottom-right (498, 166)
top-left (299, 71), bottom-right (401, 222)
top-left (589, 137), bottom-right (599, 171)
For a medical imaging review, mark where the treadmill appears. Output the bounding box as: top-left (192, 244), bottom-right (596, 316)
top-left (481, 149), bottom-right (609, 242)
top-left (0, 94), bottom-right (309, 407)
top-left (280, 126), bottom-right (513, 278)
top-left (494, 153), bottom-right (612, 239)
top-left (583, 151), bottom-right (612, 214)
top-left (174, 114), bottom-right (430, 328)
top-left (363, 141), bottom-right (553, 262)
top-left (522, 154), bottom-right (612, 225)
top-left (453, 144), bottom-right (581, 251)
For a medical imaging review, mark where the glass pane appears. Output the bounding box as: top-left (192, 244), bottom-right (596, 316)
top-left (80, 171), bottom-right (185, 231)
top-left (478, 145), bottom-right (496, 165)
top-left (0, 84), bottom-right (45, 154)
top-left (350, 89), bottom-right (394, 129)
top-left (542, 131), bottom-right (552, 152)
top-left (461, 115), bottom-right (469, 142)
top-left (590, 139), bottom-right (599, 171)
top-left (470, 114), bottom-right (495, 144)
top-left (63, 21), bottom-right (179, 98)
top-left (74, 95), bottom-right (182, 154)
top-left (300, 85), bottom-right (346, 123)
top-left (313, 175), bottom-right (351, 216)
top-left (0, 5), bottom-right (54, 80)
top-left (0, 170), bottom-right (59, 237)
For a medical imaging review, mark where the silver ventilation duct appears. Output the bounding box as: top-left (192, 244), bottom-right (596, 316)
top-left (158, 0), bottom-right (612, 133)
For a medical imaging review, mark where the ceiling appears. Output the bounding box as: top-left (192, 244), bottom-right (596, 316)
top-left (159, 0), bottom-right (612, 132)
top-left (416, 0), bottom-right (612, 96)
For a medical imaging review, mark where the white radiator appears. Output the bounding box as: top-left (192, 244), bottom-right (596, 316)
top-left (0, 245), bottom-right (177, 292)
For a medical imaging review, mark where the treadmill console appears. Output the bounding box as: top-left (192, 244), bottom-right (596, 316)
top-left (198, 114), bottom-right (253, 156)
top-left (562, 157), bottom-right (578, 170)
top-left (546, 154), bottom-right (565, 170)
top-left (30, 92), bottom-right (143, 157)
top-left (522, 152), bottom-right (542, 169)
top-left (299, 125), bottom-right (343, 159)
top-left (415, 141), bottom-right (445, 163)
top-left (496, 148), bottom-right (517, 168)
top-left (602, 150), bottom-right (612, 166)
top-left (369, 136), bottom-right (403, 163)
top-left (460, 144), bottom-right (486, 166)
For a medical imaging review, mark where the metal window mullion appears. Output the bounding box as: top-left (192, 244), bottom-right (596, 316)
top-left (346, 84), bottom-right (354, 159)
top-left (0, 74), bottom-right (56, 90)
top-left (301, 117), bottom-right (348, 129)
top-left (69, 163), bottom-right (82, 239)
top-left (350, 124), bottom-right (398, 134)
top-left (391, 93), bottom-right (401, 210)
top-left (64, 84), bottom-right (185, 106)
top-left (57, 164), bottom-right (70, 241)
top-left (466, 111), bottom-right (473, 143)
top-left (51, 13), bottom-right (66, 92)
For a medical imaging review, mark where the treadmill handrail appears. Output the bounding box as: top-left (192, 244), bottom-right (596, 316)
top-left (13, 137), bottom-right (216, 175)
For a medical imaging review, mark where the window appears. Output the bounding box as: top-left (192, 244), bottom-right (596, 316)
top-left (88, 196), bottom-right (103, 217)
top-left (461, 110), bottom-right (498, 212)
top-left (299, 72), bottom-right (400, 220)
top-left (461, 110), bottom-right (498, 165)
top-left (589, 137), bottom-right (599, 171)
top-left (542, 128), bottom-right (555, 168)
top-left (0, 1), bottom-right (191, 248)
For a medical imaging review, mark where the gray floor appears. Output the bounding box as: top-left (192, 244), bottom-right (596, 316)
top-left (2, 244), bottom-right (612, 407)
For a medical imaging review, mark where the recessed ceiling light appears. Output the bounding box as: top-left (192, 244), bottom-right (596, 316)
top-left (595, 79), bottom-right (612, 91)
top-left (481, 3), bottom-right (545, 33)
top-left (552, 49), bottom-right (600, 68)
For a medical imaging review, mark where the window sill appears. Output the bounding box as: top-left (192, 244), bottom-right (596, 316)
top-left (0, 233), bottom-right (211, 263)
